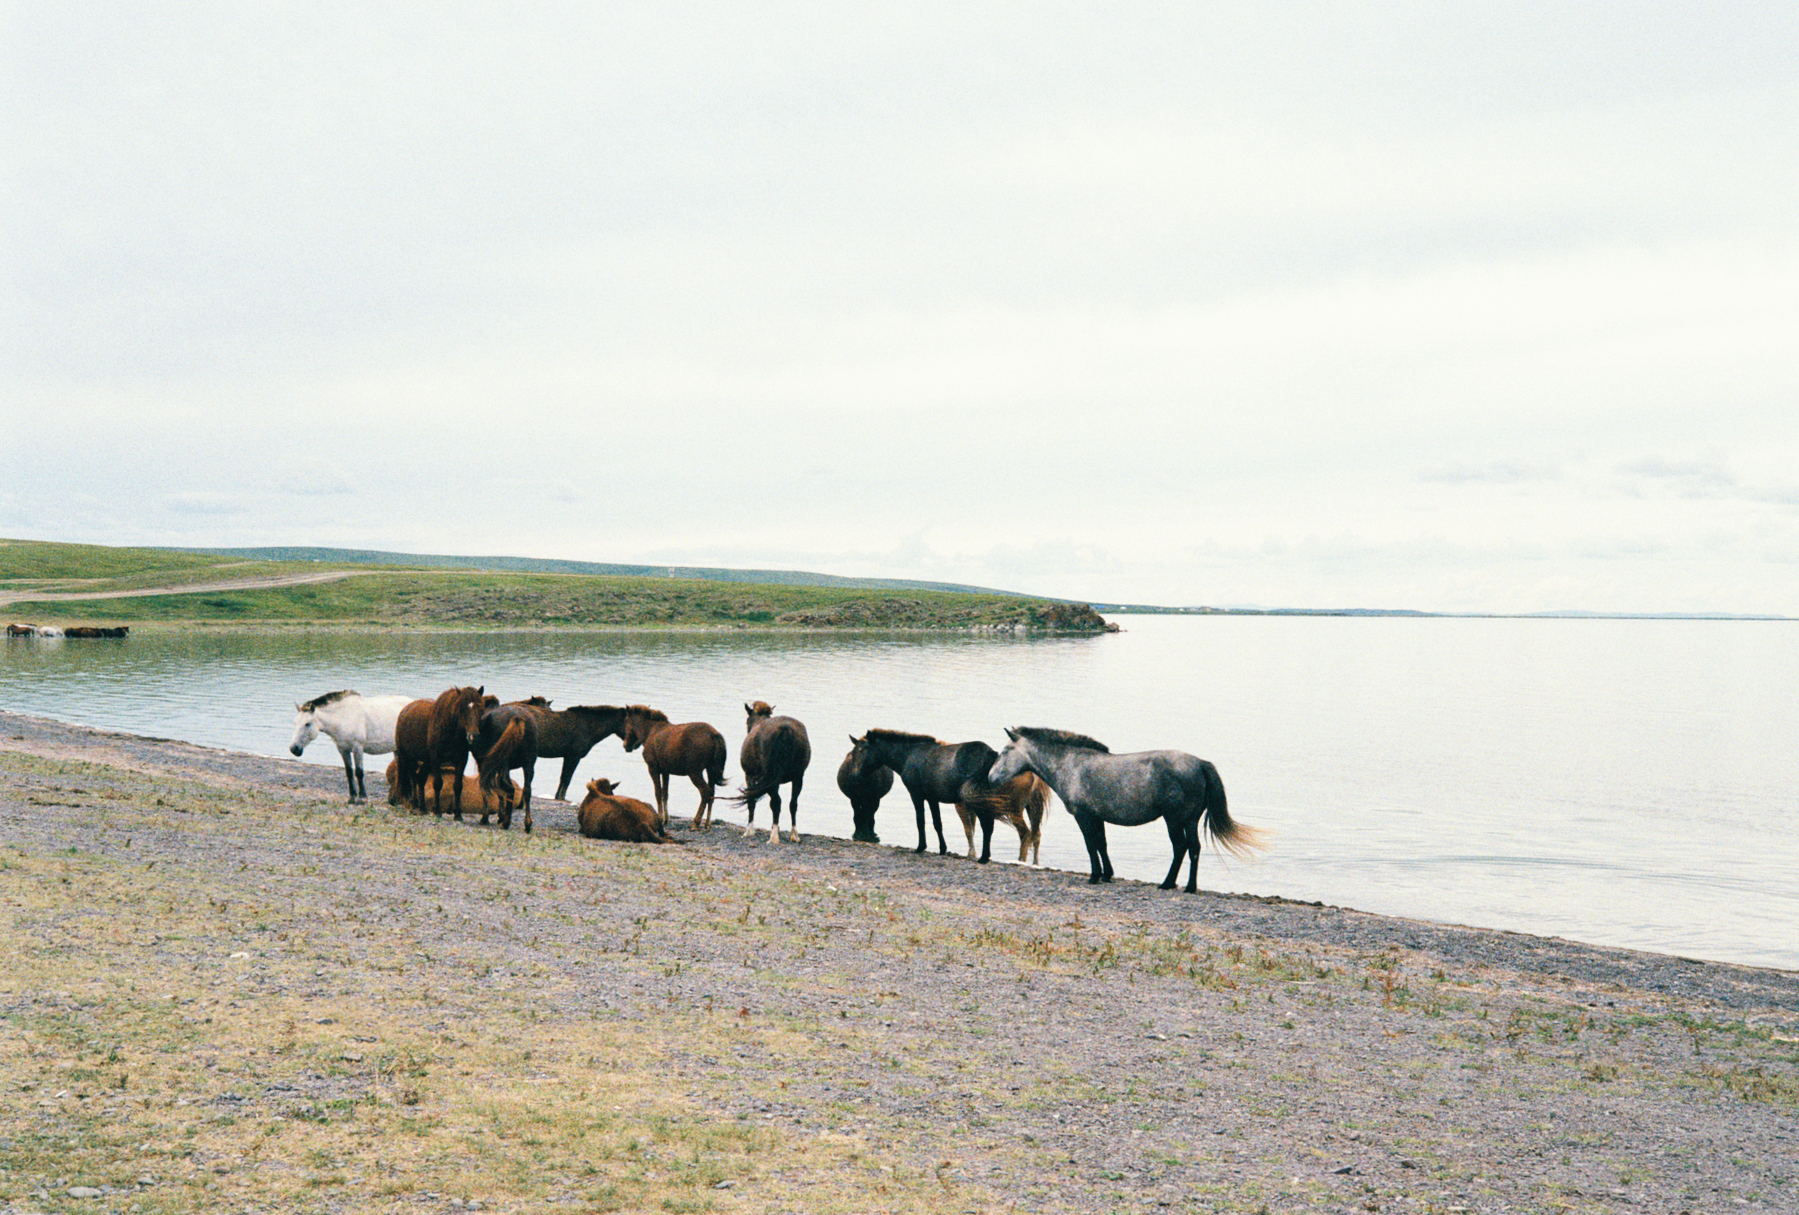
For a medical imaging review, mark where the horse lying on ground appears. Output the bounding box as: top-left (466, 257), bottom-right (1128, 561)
top-left (734, 701), bottom-right (811, 843)
top-left (837, 737), bottom-right (893, 843)
top-left (620, 706), bottom-right (728, 827)
top-left (577, 779), bottom-right (682, 844)
top-left (291, 689), bottom-right (413, 803)
top-left (63, 626), bottom-right (130, 638)
top-left (955, 771), bottom-right (1050, 864)
top-left (988, 726), bottom-right (1267, 892)
top-left (385, 759), bottom-right (523, 822)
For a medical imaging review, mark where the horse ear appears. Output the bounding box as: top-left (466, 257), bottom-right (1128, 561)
top-left (1005, 727), bottom-right (1019, 741)
top-left (745, 703), bottom-right (753, 715)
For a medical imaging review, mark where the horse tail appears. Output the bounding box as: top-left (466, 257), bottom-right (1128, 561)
top-left (708, 735), bottom-right (729, 788)
top-left (480, 719), bottom-right (530, 785)
top-left (1198, 761), bottom-right (1270, 860)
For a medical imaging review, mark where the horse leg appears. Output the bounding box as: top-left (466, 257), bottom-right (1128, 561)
top-left (929, 800), bottom-right (949, 855)
top-left (338, 745), bottom-right (359, 803)
top-left (977, 806), bottom-right (994, 865)
top-left (1073, 813), bottom-right (1106, 883)
top-left (1160, 816), bottom-right (1188, 891)
top-left (1184, 815), bottom-right (1203, 894)
top-left (954, 803), bottom-right (976, 859)
top-left (520, 756), bottom-right (535, 834)
top-left (767, 788), bottom-right (783, 844)
top-left (741, 792), bottom-right (759, 837)
top-left (691, 773), bottom-right (712, 829)
top-left (556, 755), bottom-right (579, 803)
top-left (788, 774), bottom-right (802, 842)
top-left (1095, 821), bottom-right (1114, 882)
top-left (912, 793), bottom-right (930, 854)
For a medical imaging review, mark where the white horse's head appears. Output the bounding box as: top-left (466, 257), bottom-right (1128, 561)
top-left (987, 727), bottom-right (1032, 784)
top-left (289, 706), bottom-right (320, 756)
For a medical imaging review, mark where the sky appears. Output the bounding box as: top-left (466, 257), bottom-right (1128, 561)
top-left (4, 2), bottom-right (1796, 613)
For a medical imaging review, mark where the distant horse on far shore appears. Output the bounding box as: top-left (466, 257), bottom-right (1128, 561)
top-left (393, 686), bottom-right (486, 818)
top-left (734, 701), bottom-right (811, 843)
top-left (621, 706), bottom-right (728, 827)
top-left (290, 689), bottom-right (413, 803)
top-left (988, 726), bottom-right (1267, 892)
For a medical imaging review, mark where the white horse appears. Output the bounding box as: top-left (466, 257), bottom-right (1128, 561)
top-left (290, 690), bottom-right (413, 803)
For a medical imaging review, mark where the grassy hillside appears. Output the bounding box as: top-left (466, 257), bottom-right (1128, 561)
top-left (0, 539), bottom-right (1116, 632)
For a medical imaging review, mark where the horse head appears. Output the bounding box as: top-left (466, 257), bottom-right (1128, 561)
top-left (745, 701), bottom-right (774, 726)
top-left (987, 729), bottom-right (1032, 785)
top-left (289, 707), bottom-right (320, 756)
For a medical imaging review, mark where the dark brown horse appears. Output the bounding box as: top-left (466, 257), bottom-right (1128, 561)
top-left (512, 697), bottom-right (629, 801)
top-left (473, 701), bottom-right (538, 831)
top-left (577, 778), bottom-right (682, 844)
top-left (734, 701), bottom-right (811, 843)
top-left (848, 729), bottom-right (1006, 861)
top-left (620, 706), bottom-right (728, 828)
top-left (393, 686), bottom-right (486, 818)
top-left (838, 736), bottom-right (894, 843)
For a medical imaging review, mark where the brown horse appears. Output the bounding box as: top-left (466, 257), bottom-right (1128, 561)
top-left (473, 701), bottom-right (538, 831)
top-left (384, 759), bottom-right (522, 820)
top-left (392, 686), bottom-right (486, 818)
top-left (955, 772), bottom-right (1051, 864)
top-left (838, 737), bottom-right (893, 843)
top-left (512, 698), bottom-right (629, 801)
top-left (577, 779), bottom-right (682, 844)
top-left (620, 706), bottom-right (728, 827)
top-left (734, 701), bottom-right (812, 843)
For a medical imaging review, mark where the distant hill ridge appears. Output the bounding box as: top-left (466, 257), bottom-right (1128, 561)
top-left (162, 546), bottom-right (1031, 598)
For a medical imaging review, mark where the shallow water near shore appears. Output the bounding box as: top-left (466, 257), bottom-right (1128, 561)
top-left (4, 614), bottom-right (1797, 970)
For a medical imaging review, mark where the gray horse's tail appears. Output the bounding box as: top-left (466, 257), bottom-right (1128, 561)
top-left (1199, 761), bottom-right (1270, 860)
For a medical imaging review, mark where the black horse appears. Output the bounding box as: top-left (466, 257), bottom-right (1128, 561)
top-left (848, 729), bottom-right (1004, 861)
top-left (838, 736), bottom-right (893, 843)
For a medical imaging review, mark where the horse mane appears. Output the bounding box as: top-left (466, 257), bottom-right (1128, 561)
top-left (862, 727), bottom-right (937, 745)
top-left (430, 685), bottom-right (483, 732)
top-left (299, 689), bottom-right (356, 712)
top-left (625, 705), bottom-right (670, 724)
top-left (565, 704), bottom-right (626, 718)
top-left (520, 695), bottom-right (552, 707)
top-left (747, 701), bottom-right (774, 717)
top-left (1015, 726), bottom-right (1110, 753)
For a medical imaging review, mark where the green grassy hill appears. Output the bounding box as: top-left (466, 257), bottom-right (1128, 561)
top-left (0, 539), bottom-right (1117, 632)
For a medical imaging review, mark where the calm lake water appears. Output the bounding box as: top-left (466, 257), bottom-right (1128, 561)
top-left (4, 615), bottom-right (1796, 971)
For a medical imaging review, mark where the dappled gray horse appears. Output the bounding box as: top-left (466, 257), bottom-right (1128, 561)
top-left (987, 727), bottom-right (1266, 892)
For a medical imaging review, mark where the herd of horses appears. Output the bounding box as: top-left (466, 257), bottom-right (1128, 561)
top-left (7, 622), bottom-right (130, 638)
top-left (290, 687), bottom-right (1267, 893)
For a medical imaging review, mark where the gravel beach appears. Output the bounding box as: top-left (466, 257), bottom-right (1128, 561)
top-left (2, 708), bottom-right (1795, 1214)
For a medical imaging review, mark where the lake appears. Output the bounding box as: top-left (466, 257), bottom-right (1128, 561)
top-left (3, 615), bottom-right (1795, 971)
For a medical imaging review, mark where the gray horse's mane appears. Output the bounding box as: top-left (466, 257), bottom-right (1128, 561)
top-left (299, 689), bottom-right (356, 712)
top-left (1015, 726), bottom-right (1110, 753)
top-left (861, 727), bottom-right (938, 745)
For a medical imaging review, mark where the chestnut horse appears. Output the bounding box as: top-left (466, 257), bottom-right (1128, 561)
top-left (577, 779), bottom-right (682, 844)
top-left (384, 759), bottom-right (522, 821)
top-left (473, 701), bottom-right (538, 832)
top-left (955, 771), bottom-right (1051, 865)
top-left (838, 737), bottom-right (893, 843)
top-left (513, 698), bottom-right (630, 802)
top-left (734, 701), bottom-right (811, 843)
top-left (620, 706), bottom-right (728, 827)
top-left (392, 686), bottom-right (486, 818)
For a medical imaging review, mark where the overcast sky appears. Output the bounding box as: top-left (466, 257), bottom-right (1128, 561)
top-left (4, 2), bottom-right (1796, 612)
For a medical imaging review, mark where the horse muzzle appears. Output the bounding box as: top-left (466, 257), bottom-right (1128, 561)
top-left (289, 744), bottom-right (304, 757)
